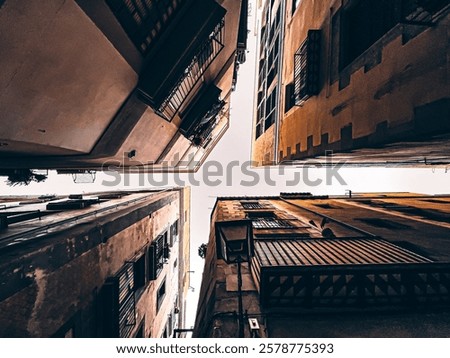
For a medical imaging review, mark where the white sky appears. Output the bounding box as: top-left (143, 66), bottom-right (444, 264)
top-left (1, 0), bottom-right (449, 329)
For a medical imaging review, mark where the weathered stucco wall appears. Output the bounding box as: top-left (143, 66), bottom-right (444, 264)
top-left (0, 0), bottom-right (137, 155)
top-left (0, 190), bottom-right (186, 337)
top-left (252, 0), bottom-right (450, 165)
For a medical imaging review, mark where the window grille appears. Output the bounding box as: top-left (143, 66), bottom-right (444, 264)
top-left (241, 202), bottom-right (264, 209)
top-left (294, 30), bottom-right (321, 106)
top-left (252, 217), bottom-right (294, 229)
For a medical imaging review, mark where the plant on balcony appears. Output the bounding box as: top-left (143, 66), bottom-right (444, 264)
top-left (0, 169), bottom-right (48, 186)
top-left (198, 243), bottom-right (208, 259)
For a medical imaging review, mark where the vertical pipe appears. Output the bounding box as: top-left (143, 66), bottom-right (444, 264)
top-left (273, 0), bottom-right (286, 164)
top-left (237, 257), bottom-right (245, 338)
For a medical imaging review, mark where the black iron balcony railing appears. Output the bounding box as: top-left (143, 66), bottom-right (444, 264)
top-left (157, 19), bottom-right (225, 121)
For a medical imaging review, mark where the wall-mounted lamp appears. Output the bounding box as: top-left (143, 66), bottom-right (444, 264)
top-left (127, 149), bottom-right (137, 159)
top-left (215, 220), bottom-right (254, 338)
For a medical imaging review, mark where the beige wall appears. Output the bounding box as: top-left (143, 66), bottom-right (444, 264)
top-left (0, 0), bottom-right (137, 155)
top-left (252, 0), bottom-right (450, 165)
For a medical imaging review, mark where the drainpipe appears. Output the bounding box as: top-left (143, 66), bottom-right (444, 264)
top-left (273, 0), bottom-right (286, 164)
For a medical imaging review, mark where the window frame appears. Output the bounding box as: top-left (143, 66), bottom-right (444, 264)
top-left (156, 277), bottom-right (167, 312)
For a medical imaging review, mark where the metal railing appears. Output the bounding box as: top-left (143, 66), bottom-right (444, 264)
top-left (259, 263), bottom-right (450, 309)
top-left (158, 19), bottom-right (225, 121)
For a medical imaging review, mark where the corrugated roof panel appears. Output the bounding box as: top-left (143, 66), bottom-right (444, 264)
top-left (254, 238), bottom-right (432, 267)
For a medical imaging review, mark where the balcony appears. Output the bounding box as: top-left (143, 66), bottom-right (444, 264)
top-left (178, 84), bottom-right (223, 141)
top-left (251, 237), bottom-right (450, 309)
top-left (138, 0), bottom-right (226, 121)
top-left (189, 100), bottom-right (226, 148)
top-left (236, 0), bottom-right (249, 65)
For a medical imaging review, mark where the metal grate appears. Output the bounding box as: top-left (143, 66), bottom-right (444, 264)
top-left (157, 19), bottom-right (225, 121)
top-left (154, 233), bottom-right (168, 275)
top-left (252, 218), bottom-right (294, 229)
top-left (294, 30), bottom-right (321, 106)
top-left (254, 238), bottom-right (432, 267)
top-left (241, 202), bottom-right (265, 210)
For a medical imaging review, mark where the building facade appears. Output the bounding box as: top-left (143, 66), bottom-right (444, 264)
top-left (0, 0), bottom-right (248, 173)
top-left (0, 188), bottom-right (190, 338)
top-left (252, 0), bottom-right (450, 166)
top-left (194, 193), bottom-right (450, 337)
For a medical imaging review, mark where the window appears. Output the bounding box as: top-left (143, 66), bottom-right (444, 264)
top-left (133, 254), bottom-right (146, 291)
top-left (247, 211), bottom-right (294, 229)
top-left (52, 313), bottom-right (80, 338)
top-left (284, 82), bottom-right (295, 112)
top-left (294, 30), bottom-right (321, 106)
top-left (102, 263), bottom-right (136, 337)
top-left (265, 89), bottom-right (277, 129)
top-left (170, 219), bottom-right (179, 246)
top-left (241, 201), bottom-right (265, 210)
top-left (340, 0), bottom-right (401, 69)
top-left (255, 3), bottom-right (283, 139)
top-left (157, 278), bottom-right (166, 311)
top-left (148, 232), bottom-right (169, 280)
